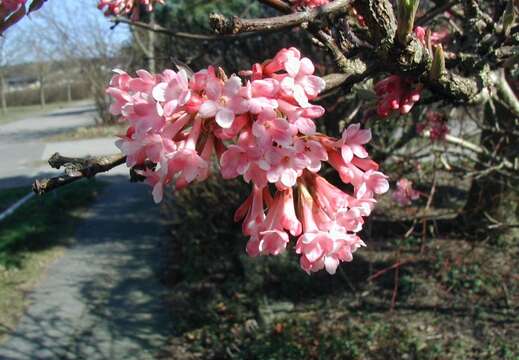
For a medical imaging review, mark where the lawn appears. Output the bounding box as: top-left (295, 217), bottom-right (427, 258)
top-left (44, 122), bottom-right (127, 142)
top-left (0, 101), bottom-right (88, 125)
top-left (0, 180), bottom-right (105, 339)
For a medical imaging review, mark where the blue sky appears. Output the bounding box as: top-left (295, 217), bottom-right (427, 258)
top-left (4, 0), bottom-right (130, 63)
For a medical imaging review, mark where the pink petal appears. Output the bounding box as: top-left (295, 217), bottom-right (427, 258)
top-left (216, 108), bottom-right (235, 128)
top-left (341, 145), bottom-right (354, 163)
top-left (284, 57), bottom-right (301, 77)
top-left (293, 85), bottom-right (310, 108)
top-left (351, 144), bottom-right (368, 158)
top-left (299, 57), bottom-right (315, 75)
top-left (299, 75), bottom-right (326, 98)
top-left (198, 100), bottom-right (219, 118)
top-left (324, 257), bottom-right (340, 275)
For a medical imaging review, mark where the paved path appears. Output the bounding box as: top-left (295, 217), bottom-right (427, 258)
top-left (0, 102), bottom-right (121, 190)
top-left (0, 178), bottom-right (173, 359)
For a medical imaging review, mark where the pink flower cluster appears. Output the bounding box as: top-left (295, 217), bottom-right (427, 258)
top-left (416, 111), bottom-right (449, 141)
top-left (98, 0), bottom-right (163, 19)
top-left (414, 26), bottom-right (449, 47)
top-left (106, 47), bottom-right (389, 274)
top-left (374, 75), bottom-right (423, 118)
top-left (392, 178), bottom-right (420, 206)
top-left (291, 0), bottom-right (329, 9)
top-left (0, 0), bottom-right (26, 34)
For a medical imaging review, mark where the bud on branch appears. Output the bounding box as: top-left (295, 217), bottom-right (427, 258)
top-left (430, 44), bottom-right (446, 81)
top-left (397, 0), bottom-right (420, 45)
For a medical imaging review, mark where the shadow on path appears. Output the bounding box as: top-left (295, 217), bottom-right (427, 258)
top-left (0, 176), bottom-right (173, 359)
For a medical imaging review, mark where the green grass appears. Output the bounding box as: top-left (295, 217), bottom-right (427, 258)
top-left (45, 123), bottom-right (127, 142)
top-left (0, 187), bottom-right (31, 212)
top-left (0, 100), bottom-right (88, 125)
top-left (0, 180), bottom-right (105, 337)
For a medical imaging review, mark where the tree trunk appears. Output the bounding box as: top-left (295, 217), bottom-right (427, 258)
top-left (464, 77), bottom-right (519, 242)
top-left (0, 72), bottom-right (7, 115)
top-left (39, 74), bottom-right (46, 108)
top-left (67, 81), bottom-right (72, 102)
top-left (148, 12), bottom-right (156, 74)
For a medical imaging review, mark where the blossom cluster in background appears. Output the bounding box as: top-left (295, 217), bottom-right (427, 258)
top-left (106, 47), bottom-right (389, 275)
top-left (416, 111), bottom-right (449, 141)
top-left (98, 0), bottom-right (163, 19)
top-left (392, 178), bottom-right (420, 206)
top-left (372, 26), bottom-right (451, 119)
top-left (291, 0), bottom-right (329, 9)
top-left (374, 75), bottom-right (423, 118)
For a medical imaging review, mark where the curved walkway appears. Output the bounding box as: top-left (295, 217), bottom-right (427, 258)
top-left (0, 178), bottom-right (173, 359)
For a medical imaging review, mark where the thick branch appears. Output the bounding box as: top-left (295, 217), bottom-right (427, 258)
top-left (353, 0), bottom-right (396, 51)
top-left (33, 153), bottom-right (127, 195)
top-left (210, 0), bottom-right (351, 35)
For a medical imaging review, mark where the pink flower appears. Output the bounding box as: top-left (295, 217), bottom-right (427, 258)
top-left (97, 0), bottom-right (164, 19)
top-left (108, 48), bottom-right (388, 276)
top-left (374, 75), bottom-right (422, 118)
top-left (152, 69), bottom-right (191, 117)
top-left (198, 75), bottom-right (249, 129)
top-left (245, 188), bottom-right (301, 257)
top-left (337, 123), bottom-right (372, 162)
top-left (264, 47), bottom-right (326, 107)
top-left (295, 185), bottom-right (365, 275)
top-left (392, 178), bottom-right (420, 206)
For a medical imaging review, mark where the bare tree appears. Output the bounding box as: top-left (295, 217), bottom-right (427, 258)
top-left (19, 0), bottom-right (130, 121)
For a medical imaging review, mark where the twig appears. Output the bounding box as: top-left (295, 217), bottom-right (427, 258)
top-left (390, 261), bottom-right (400, 311)
top-left (210, 0), bottom-right (351, 35)
top-left (430, 132), bottom-right (516, 169)
top-left (112, 17), bottom-right (260, 40)
top-left (257, 0), bottom-right (292, 13)
top-left (420, 168), bottom-right (437, 253)
top-left (367, 259), bottom-right (410, 282)
top-left (33, 153), bottom-right (127, 195)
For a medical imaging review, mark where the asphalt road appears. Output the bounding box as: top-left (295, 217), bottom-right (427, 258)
top-left (0, 102), bottom-right (121, 189)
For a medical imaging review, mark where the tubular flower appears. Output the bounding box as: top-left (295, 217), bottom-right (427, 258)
top-left (392, 178), bottom-right (420, 206)
top-left (374, 75), bottom-right (423, 118)
top-left (97, 0), bottom-right (164, 19)
top-left (107, 47), bottom-right (388, 274)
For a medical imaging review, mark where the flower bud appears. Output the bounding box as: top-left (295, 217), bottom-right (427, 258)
top-left (430, 44), bottom-right (446, 81)
top-left (397, 0), bottom-right (421, 45)
top-left (502, 0), bottom-right (517, 37)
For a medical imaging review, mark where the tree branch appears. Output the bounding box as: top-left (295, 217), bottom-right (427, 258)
top-left (112, 17), bottom-right (260, 40)
top-left (257, 0), bottom-right (292, 13)
top-left (210, 0), bottom-right (351, 35)
top-left (33, 153), bottom-right (127, 195)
